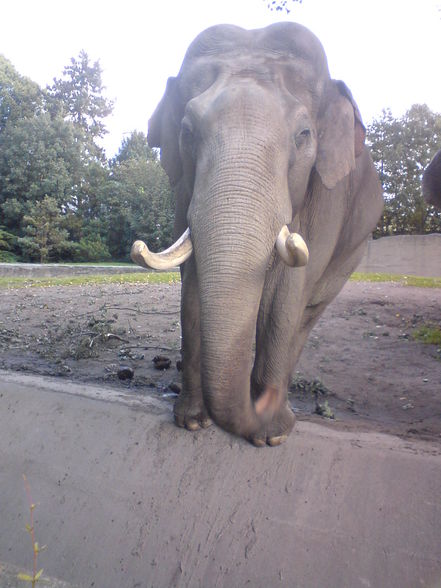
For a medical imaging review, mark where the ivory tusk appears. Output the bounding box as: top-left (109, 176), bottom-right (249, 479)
top-left (131, 228), bottom-right (193, 270)
top-left (276, 225), bottom-right (309, 267)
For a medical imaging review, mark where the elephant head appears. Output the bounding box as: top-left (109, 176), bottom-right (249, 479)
top-left (132, 23), bottom-right (383, 445)
top-left (422, 149), bottom-right (441, 209)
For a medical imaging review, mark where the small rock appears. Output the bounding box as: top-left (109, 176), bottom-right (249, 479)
top-left (176, 360), bottom-right (183, 372)
top-left (168, 382), bottom-right (181, 395)
top-left (153, 355), bottom-right (171, 370)
top-left (117, 366), bottom-right (134, 380)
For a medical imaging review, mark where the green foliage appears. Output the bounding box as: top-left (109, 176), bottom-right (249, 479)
top-left (0, 226), bottom-right (16, 250)
top-left (0, 250), bottom-right (19, 262)
top-left (412, 324), bottom-right (441, 345)
top-left (0, 113), bottom-right (83, 214)
top-left (106, 131), bottom-right (174, 260)
top-left (0, 55), bottom-right (43, 133)
top-left (76, 236), bottom-right (111, 262)
top-left (0, 226), bottom-right (18, 261)
top-left (0, 51), bottom-right (118, 261)
top-left (1, 198), bottom-right (24, 227)
top-left (0, 55), bottom-right (172, 265)
top-left (114, 130), bottom-right (158, 164)
top-left (48, 50), bottom-right (113, 160)
top-left (367, 105), bottom-right (441, 236)
top-left (17, 196), bottom-right (76, 263)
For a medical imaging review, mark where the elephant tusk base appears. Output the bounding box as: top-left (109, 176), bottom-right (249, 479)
top-left (131, 228), bottom-right (193, 270)
top-left (276, 225), bottom-right (309, 267)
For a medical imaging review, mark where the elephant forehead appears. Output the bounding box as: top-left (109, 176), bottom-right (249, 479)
top-left (178, 54), bottom-right (325, 113)
top-left (177, 24), bottom-right (329, 107)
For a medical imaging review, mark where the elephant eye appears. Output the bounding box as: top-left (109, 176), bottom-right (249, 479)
top-left (295, 128), bottom-right (311, 149)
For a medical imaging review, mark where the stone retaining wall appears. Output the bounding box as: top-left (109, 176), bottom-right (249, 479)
top-left (357, 234), bottom-right (441, 277)
top-left (0, 263), bottom-right (146, 278)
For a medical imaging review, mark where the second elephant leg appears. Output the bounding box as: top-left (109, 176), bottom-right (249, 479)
top-left (174, 257), bottom-right (212, 430)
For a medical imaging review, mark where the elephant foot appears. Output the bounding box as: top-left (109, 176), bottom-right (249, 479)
top-left (249, 402), bottom-right (295, 447)
top-left (174, 393), bottom-right (212, 431)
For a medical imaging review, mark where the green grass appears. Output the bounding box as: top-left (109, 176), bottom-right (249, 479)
top-left (0, 271), bottom-right (180, 289)
top-left (63, 261), bottom-right (134, 266)
top-left (412, 324), bottom-right (441, 345)
top-left (350, 272), bottom-right (441, 288)
top-left (1, 271), bottom-right (440, 290)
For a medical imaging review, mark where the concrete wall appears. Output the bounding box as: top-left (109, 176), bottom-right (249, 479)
top-left (357, 234), bottom-right (441, 277)
top-left (0, 263), bottom-right (146, 278)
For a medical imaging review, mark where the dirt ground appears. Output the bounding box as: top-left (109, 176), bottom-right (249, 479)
top-left (0, 279), bottom-right (440, 443)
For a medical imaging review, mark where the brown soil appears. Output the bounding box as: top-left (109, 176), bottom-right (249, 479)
top-left (1, 280), bottom-right (440, 443)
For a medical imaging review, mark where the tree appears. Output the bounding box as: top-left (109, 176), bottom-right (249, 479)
top-left (105, 132), bottom-right (174, 260)
top-left (17, 196), bottom-right (76, 262)
top-left (0, 226), bottom-right (17, 261)
top-left (0, 113), bottom-right (83, 212)
top-left (265, 0), bottom-right (302, 13)
top-left (0, 55), bottom-right (43, 134)
top-left (48, 51), bottom-right (114, 239)
top-left (48, 50), bottom-right (113, 160)
top-left (367, 105), bottom-right (441, 236)
top-left (113, 131), bottom-right (158, 164)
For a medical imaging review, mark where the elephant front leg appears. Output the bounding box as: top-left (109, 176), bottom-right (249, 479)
top-left (248, 266), bottom-right (305, 446)
top-left (174, 257), bottom-right (212, 431)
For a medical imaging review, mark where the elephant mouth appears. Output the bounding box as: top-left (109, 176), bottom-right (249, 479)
top-left (131, 225), bottom-right (309, 270)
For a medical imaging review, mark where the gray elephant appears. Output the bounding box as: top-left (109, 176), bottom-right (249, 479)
top-left (131, 23), bottom-right (383, 446)
top-left (422, 150), bottom-right (441, 208)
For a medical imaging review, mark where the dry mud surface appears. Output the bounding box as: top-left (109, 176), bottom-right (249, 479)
top-left (1, 280), bottom-right (440, 443)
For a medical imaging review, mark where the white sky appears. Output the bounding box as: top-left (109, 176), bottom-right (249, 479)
top-left (2, 0), bottom-right (441, 155)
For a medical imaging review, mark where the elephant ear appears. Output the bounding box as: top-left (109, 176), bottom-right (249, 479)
top-left (315, 80), bottom-right (366, 190)
top-left (148, 76), bottom-right (183, 186)
top-left (422, 150), bottom-right (441, 209)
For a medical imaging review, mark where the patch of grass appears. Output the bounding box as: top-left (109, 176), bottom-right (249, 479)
top-left (314, 399), bottom-right (335, 420)
top-left (0, 271), bottom-right (180, 289)
top-left (63, 261), bottom-right (134, 266)
top-left (350, 272), bottom-right (441, 288)
top-left (290, 376), bottom-right (331, 396)
top-left (412, 324), bottom-right (441, 345)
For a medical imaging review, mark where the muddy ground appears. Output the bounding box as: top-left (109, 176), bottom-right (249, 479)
top-left (0, 280), bottom-right (440, 442)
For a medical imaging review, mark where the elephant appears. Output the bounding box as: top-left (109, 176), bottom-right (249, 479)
top-left (422, 149), bottom-right (441, 208)
top-left (131, 23), bottom-right (384, 446)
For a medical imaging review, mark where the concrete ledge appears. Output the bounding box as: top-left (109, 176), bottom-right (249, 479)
top-left (1, 371), bottom-right (440, 588)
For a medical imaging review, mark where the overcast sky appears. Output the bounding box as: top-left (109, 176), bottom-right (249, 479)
top-left (2, 0), bottom-right (441, 155)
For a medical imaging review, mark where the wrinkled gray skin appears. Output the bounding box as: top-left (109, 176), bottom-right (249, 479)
top-left (422, 149), bottom-right (441, 209)
top-left (148, 23), bottom-right (383, 446)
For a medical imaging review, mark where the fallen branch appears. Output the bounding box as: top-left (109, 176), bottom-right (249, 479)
top-left (89, 333), bottom-right (130, 348)
top-left (120, 344), bottom-right (176, 352)
top-left (100, 304), bottom-right (179, 316)
top-left (105, 333), bottom-right (130, 343)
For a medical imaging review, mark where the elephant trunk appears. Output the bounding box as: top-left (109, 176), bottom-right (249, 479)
top-left (188, 138), bottom-right (291, 437)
